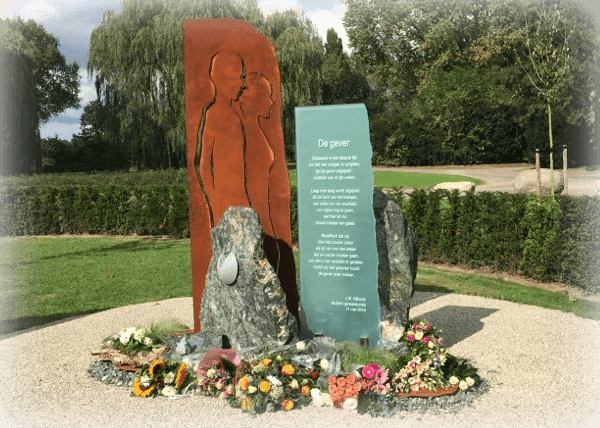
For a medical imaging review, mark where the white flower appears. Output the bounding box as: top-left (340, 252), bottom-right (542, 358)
top-left (290, 379), bottom-right (299, 389)
top-left (206, 368), bottom-right (216, 378)
top-left (415, 331), bottom-right (424, 341)
top-left (247, 385), bottom-right (257, 394)
top-left (459, 380), bottom-right (468, 390)
top-left (310, 388), bottom-right (322, 401)
top-left (267, 375), bottom-right (282, 386)
top-left (296, 341), bottom-right (306, 350)
top-left (466, 377), bottom-right (475, 387)
top-left (449, 376), bottom-right (459, 385)
top-left (270, 385), bottom-right (284, 399)
top-left (162, 386), bottom-right (177, 397)
top-left (342, 398), bottom-right (358, 410)
top-left (133, 328), bottom-right (146, 342)
top-left (140, 375), bottom-right (152, 387)
top-left (320, 359), bottom-right (329, 370)
top-left (143, 337), bottom-right (153, 347)
top-left (164, 372), bottom-right (175, 384)
top-left (321, 392), bottom-right (333, 406)
top-left (119, 332), bottom-right (131, 345)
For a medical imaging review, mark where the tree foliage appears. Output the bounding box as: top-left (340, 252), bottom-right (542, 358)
top-left (87, 0), bottom-right (324, 167)
top-left (344, 0), bottom-right (600, 166)
top-left (1, 17), bottom-right (80, 124)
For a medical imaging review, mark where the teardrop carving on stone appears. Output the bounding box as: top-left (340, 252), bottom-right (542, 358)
top-left (217, 251), bottom-right (238, 285)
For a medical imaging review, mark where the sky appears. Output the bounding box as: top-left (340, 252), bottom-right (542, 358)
top-left (0, 0), bottom-right (350, 141)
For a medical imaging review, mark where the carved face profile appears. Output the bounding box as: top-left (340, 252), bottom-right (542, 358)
top-left (239, 72), bottom-right (273, 119)
top-left (209, 51), bottom-right (246, 101)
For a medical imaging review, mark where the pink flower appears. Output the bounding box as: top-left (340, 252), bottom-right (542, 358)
top-left (361, 364), bottom-right (380, 379)
top-left (407, 334), bottom-right (415, 342)
top-left (422, 337), bottom-right (430, 344)
top-left (425, 323), bottom-right (431, 330)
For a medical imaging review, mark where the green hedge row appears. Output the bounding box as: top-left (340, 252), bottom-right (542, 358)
top-left (1, 183), bottom-right (598, 292)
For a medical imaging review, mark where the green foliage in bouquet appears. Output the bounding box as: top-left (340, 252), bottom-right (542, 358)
top-left (334, 341), bottom-right (403, 374)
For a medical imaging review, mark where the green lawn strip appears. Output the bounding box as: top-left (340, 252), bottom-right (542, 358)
top-left (3, 238), bottom-right (598, 340)
top-left (0, 237), bottom-right (192, 337)
top-left (287, 170), bottom-right (482, 188)
top-left (415, 265), bottom-right (600, 320)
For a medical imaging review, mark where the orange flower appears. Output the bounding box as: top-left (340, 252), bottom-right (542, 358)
top-left (337, 377), bottom-right (346, 387)
top-left (281, 364), bottom-right (295, 376)
top-left (260, 358), bottom-right (272, 366)
top-left (308, 370), bottom-right (318, 380)
top-left (259, 380), bottom-right (271, 393)
top-left (239, 375), bottom-right (250, 391)
top-left (346, 374), bottom-right (356, 385)
top-left (328, 376), bottom-right (337, 386)
top-left (353, 383), bottom-right (362, 393)
top-left (281, 399), bottom-right (294, 411)
top-left (174, 364), bottom-right (187, 388)
top-left (148, 359), bottom-right (165, 378)
top-left (301, 385), bottom-right (311, 397)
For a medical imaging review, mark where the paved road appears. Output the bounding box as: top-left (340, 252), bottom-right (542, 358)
top-left (373, 163), bottom-right (600, 196)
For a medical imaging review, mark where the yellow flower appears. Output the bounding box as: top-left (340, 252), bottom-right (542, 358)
top-left (260, 358), bottom-right (272, 366)
top-left (133, 377), bottom-right (156, 398)
top-left (148, 359), bottom-right (165, 378)
top-left (174, 364), bottom-right (187, 388)
top-left (281, 364), bottom-right (295, 376)
top-left (281, 399), bottom-right (294, 411)
top-left (259, 380), bottom-right (271, 393)
top-left (241, 397), bottom-right (252, 410)
top-left (239, 375), bottom-right (250, 391)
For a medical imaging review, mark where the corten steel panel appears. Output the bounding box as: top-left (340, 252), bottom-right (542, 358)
top-left (183, 18), bottom-right (298, 332)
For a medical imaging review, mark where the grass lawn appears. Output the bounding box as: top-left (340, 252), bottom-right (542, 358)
top-left (287, 169), bottom-right (483, 188)
top-left (1, 237), bottom-right (598, 340)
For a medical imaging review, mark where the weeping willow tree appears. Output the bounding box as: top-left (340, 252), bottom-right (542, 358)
top-left (87, 0), bottom-right (323, 168)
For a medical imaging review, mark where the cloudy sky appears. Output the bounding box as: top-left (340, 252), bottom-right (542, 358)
top-left (0, 0), bottom-right (349, 140)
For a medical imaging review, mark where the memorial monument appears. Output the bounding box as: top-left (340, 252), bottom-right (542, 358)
top-left (183, 18), bottom-right (299, 332)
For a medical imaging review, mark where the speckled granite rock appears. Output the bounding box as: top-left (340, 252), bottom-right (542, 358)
top-left (373, 190), bottom-right (418, 348)
top-left (200, 207), bottom-right (300, 359)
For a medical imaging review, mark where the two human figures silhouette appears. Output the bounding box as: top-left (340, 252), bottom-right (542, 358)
top-left (195, 50), bottom-right (279, 267)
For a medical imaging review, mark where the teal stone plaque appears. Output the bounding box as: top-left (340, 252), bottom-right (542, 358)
top-left (295, 104), bottom-right (381, 345)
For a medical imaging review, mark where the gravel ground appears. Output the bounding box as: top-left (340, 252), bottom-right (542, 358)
top-left (1, 292), bottom-right (600, 428)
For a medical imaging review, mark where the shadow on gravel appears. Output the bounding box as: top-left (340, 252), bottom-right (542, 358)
top-left (410, 305), bottom-right (498, 348)
top-left (0, 311), bottom-right (100, 339)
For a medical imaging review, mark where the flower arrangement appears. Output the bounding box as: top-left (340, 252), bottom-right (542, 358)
top-left (387, 319), bottom-right (479, 395)
top-left (197, 357), bottom-right (237, 399)
top-left (122, 318), bottom-right (481, 415)
top-left (226, 353), bottom-right (319, 414)
top-left (132, 358), bottom-right (195, 398)
top-left (103, 326), bottom-right (157, 356)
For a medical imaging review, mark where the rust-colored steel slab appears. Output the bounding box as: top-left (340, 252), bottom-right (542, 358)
top-left (183, 18), bottom-right (298, 332)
